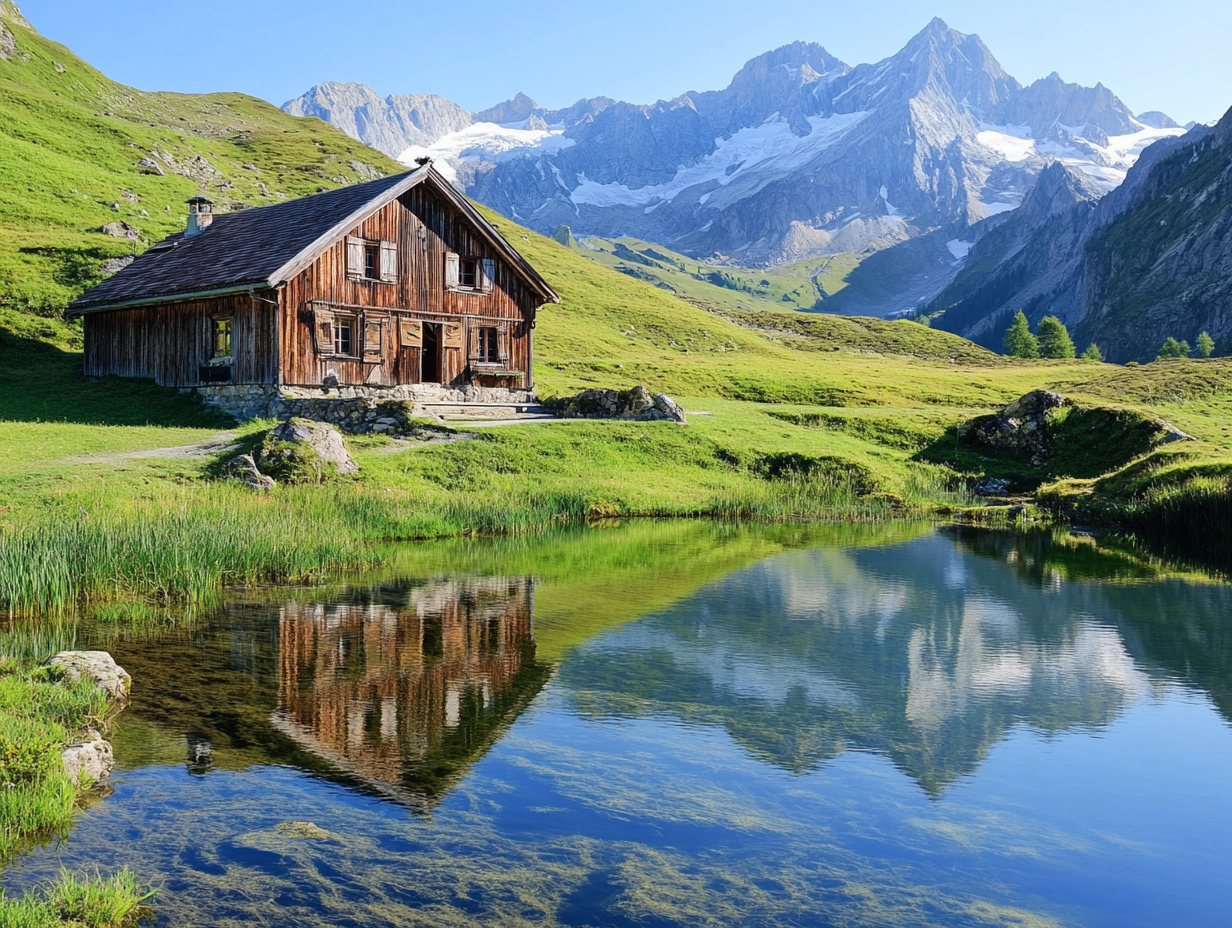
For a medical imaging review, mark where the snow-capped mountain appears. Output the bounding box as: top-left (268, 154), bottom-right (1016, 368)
top-left (284, 19), bottom-right (1183, 267)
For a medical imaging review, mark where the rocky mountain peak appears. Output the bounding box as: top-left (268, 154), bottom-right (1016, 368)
top-left (0, 1), bottom-right (32, 30)
top-left (475, 92), bottom-right (540, 125)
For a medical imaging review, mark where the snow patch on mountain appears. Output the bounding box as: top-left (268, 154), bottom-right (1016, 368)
top-left (396, 122), bottom-right (575, 183)
top-left (947, 239), bottom-right (972, 260)
top-left (977, 119), bottom-right (1186, 192)
top-left (569, 111), bottom-right (871, 210)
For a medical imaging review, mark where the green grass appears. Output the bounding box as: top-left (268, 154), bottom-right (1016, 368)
top-left (0, 869), bottom-right (149, 927)
top-left (0, 5), bottom-right (403, 312)
top-left (566, 233), bottom-right (862, 312)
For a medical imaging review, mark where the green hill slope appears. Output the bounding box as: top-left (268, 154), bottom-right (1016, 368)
top-left (0, 1), bottom-right (402, 311)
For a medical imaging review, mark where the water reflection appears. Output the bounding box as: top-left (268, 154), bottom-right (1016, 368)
top-left (7, 523), bottom-right (1227, 928)
top-left (560, 528), bottom-right (1225, 794)
top-left (107, 577), bottom-right (549, 811)
top-left (271, 579), bottom-right (546, 809)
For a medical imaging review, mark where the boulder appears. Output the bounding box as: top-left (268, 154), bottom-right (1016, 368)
top-left (255, 418), bottom-right (359, 483)
top-left (227, 453), bottom-right (275, 491)
top-left (959, 390), bottom-right (1069, 467)
top-left (551, 385), bottom-right (687, 423)
top-left (99, 254), bottom-right (135, 278)
top-left (98, 221), bottom-right (139, 241)
top-left (61, 728), bottom-right (114, 787)
top-left (47, 650), bottom-right (131, 702)
top-left (975, 477), bottom-right (1011, 496)
top-left (0, 22), bottom-right (16, 61)
top-left (136, 157), bottom-right (165, 175)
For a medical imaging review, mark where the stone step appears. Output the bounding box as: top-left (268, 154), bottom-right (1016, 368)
top-left (427, 402), bottom-right (554, 421)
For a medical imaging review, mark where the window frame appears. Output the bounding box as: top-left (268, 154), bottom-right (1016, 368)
top-left (210, 316), bottom-right (232, 360)
top-left (333, 314), bottom-right (357, 357)
top-left (459, 257), bottom-right (478, 290)
top-left (347, 235), bottom-right (397, 284)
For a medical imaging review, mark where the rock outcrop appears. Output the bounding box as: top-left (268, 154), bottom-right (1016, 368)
top-left (61, 728), bottom-right (114, 788)
top-left (550, 386), bottom-right (687, 423)
top-left (227, 453), bottom-right (276, 491)
top-left (47, 650), bottom-right (131, 702)
top-left (254, 418), bottom-right (359, 483)
top-left (47, 650), bottom-right (130, 789)
top-left (959, 390), bottom-right (1069, 467)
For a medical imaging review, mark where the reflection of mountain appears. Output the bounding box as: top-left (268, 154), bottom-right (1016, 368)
top-left (272, 579), bottom-right (549, 809)
top-left (560, 532), bottom-right (1229, 795)
top-left (106, 577), bottom-right (549, 812)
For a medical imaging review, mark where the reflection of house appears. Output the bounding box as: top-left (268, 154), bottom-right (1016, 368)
top-left (271, 578), bottom-right (549, 810)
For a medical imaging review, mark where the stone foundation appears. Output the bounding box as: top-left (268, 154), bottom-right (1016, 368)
top-left (194, 382), bottom-right (537, 427)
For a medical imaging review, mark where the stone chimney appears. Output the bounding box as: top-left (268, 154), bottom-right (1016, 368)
top-left (185, 195), bottom-right (214, 236)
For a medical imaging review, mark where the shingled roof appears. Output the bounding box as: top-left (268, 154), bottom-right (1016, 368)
top-left (69, 165), bottom-right (558, 314)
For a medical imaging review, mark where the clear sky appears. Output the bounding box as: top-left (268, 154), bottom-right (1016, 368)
top-left (17, 0), bottom-right (1231, 125)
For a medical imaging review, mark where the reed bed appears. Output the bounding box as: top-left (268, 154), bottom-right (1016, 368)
top-left (0, 869), bottom-right (150, 927)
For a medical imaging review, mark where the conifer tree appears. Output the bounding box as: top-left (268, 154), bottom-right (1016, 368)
top-left (1037, 316), bottom-right (1076, 358)
top-left (1081, 343), bottom-right (1103, 362)
top-left (1157, 337), bottom-right (1191, 359)
top-left (1003, 311), bottom-right (1039, 358)
top-left (1196, 331), bottom-right (1215, 358)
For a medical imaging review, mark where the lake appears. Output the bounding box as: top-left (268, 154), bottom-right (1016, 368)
top-left (5, 521), bottom-right (1231, 927)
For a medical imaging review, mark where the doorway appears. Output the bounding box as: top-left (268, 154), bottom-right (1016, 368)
top-left (421, 322), bottom-right (442, 383)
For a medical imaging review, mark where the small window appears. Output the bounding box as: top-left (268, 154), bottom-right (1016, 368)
top-left (364, 244), bottom-right (379, 280)
top-left (334, 316), bottom-right (355, 356)
top-left (212, 318), bottom-right (232, 358)
top-left (459, 258), bottom-right (478, 289)
top-left (477, 326), bottom-right (500, 363)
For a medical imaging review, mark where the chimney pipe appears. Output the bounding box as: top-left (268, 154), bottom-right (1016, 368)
top-left (185, 195), bottom-right (214, 236)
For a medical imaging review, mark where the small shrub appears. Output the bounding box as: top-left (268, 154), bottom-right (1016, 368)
top-left (1081, 343), bottom-right (1104, 362)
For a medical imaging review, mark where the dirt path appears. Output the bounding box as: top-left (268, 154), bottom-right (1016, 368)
top-left (60, 432), bottom-right (239, 466)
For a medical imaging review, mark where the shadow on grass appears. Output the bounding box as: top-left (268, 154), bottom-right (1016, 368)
top-left (0, 326), bottom-right (231, 428)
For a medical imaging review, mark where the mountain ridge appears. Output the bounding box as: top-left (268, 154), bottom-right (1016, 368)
top-left (284, 19), bottom-right (1182, 268)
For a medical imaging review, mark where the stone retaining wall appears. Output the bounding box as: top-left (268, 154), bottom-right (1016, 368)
top-left (195, 383), bottom-right (536, 425)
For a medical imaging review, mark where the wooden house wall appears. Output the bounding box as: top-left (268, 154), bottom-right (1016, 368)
top-left (279, 187), bottom-right (538, 389)
top-left (82, 294), bottom-right (278, 387)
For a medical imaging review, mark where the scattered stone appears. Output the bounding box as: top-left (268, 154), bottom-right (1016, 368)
top-left (120, 190), bottom-right (139, 202)
top-left (1155, 420), bottom-right (1194, 443)
top-left (227, 453), bottom-right (275, 491)
top-left (61, 728), bottom-right (114, 787)
top-left (99, 220), bottom-right (139, 240)
top-left (136, 158), bottom-right (165, 175)
top-left (975, 477), bottom-right (1010, 496)
top-left (99, 255), bottom-right (134, 278)
top-left (241, 162), bottom-right (258, 172)
top-left (47, 650), bottom-right (131, 702)
top-left (550, 385), bottom-right (687, 423)
top-left (276, 821), bottom-right (337, 840)
top-left (53, 60), bottom-right (65, 73)
top-left (348, 160), bottom-right (383, 180)
top-left (255, 418), bottom-right (358, 483)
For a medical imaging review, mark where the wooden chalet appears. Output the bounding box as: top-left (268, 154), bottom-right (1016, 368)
top-left (69, 165), bottom-right (559, 397)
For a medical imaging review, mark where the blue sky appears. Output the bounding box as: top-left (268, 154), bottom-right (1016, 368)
top-left (19, 0), bottom-right (1231, 124)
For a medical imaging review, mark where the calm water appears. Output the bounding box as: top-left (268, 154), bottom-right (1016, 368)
top-left (5, 522), bottom-right (1232, 927)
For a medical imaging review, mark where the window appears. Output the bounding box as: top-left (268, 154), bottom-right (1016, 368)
top-left (477, 326), bottom-right (500, 363)
top-left (333, 316), bottom-right (355, 356)
top-left (459, 258), bottom-right (478, 289)
top-left (211, 318), bottom-right (232, 358)
top-left (347, 237), bottom-right (397, 282)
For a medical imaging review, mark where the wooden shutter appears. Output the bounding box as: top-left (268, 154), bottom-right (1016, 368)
top-left (399, 318), bottom-right (422, 348)
top-left (497, 322), bottom-right (509, 362)
top-left (364, 317), bottom-right (383, 358)
top-left (442, 322), bottom-right (463, 349)
top-left (380, 241), bottom-right (397, 282)
top-left (444, 253), bottom-right (460, 289)
top-left (468, 323), bottom-right (480, 360)
top-left (312, 308), bottom-right (336, 358)
top-left (346, 236), bottom-right (364, 278)
top-left (480, 258), bottom-right (496, 293)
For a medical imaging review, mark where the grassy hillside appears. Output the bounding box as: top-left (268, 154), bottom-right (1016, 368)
top-left (560, 230), bottom-right (861, 312)
top-left (0, 2), bottom-right (403, 310)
